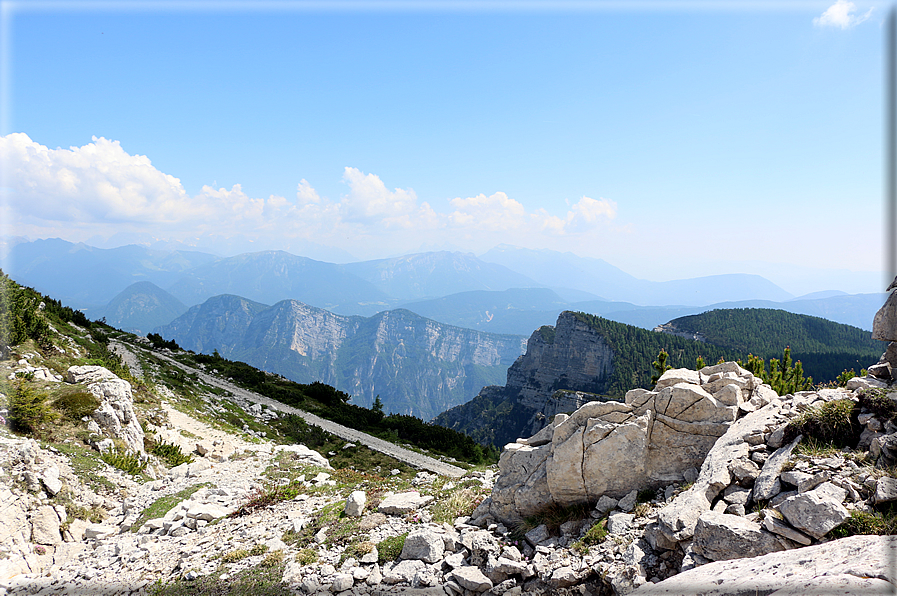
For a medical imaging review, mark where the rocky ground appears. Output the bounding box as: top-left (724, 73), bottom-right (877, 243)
top-left (1, 327), bottom-right (897, 595)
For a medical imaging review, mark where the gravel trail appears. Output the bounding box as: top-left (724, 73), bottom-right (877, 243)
top-left (110, 341), bottom-right (144, 379)
top-left (148, 350), bottom-right (466, 478)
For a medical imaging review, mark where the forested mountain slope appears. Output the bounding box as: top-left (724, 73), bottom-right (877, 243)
top-left (657, 308), bottom-right (881, 381)
top-left (435, 309), bottom-right (881, 448)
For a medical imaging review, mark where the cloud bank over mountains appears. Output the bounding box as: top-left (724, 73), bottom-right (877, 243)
top-left (1, 133), bottom-right (617, 259)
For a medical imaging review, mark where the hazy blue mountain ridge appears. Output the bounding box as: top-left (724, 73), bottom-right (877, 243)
top-left (165, 250), bottom-right (393, 309)
top-left (93, 281), bottom-right (188, 334)
top-left (479, 245), bottom-right (794, 305)
top-left (3, 239), bottom-right (879, 336)
top-left (342, 251), bottom-right (542, 300)
top-left (1, 238), bottom-right (218, 307)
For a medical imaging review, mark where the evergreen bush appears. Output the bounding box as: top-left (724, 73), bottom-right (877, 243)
top-left (100, 448), bottom-right (147, 475)
top-left (149, 440), bottom-right (194, 467)
top-left (52, 391), bottom-right (100, 421)
top-left (8, 383), bottom-right (58, 437)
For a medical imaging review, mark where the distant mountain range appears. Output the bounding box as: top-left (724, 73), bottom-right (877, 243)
top-left (479, 245), bottom-right (795, 304)
top-left (157, 295), bottom-right (527, 420)
top-left (94, 281), bottom-right (188, 334)
top-left (403, 287), bottom-right (886, 333)
top-left (1, 238), bottom-right (882, 335)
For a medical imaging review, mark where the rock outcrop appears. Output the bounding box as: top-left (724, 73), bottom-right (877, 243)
top-left (436, 311), bottom-right (617, 447)
top-left (66, 365), bottom-right (146, 454)
top-left (477, 362), bottom-right (768, 524)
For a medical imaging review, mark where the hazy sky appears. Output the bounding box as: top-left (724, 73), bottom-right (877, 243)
top-left (0, 1), bottom-right (887, 294)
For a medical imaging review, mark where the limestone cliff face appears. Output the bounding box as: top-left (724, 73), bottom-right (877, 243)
top-left (511, 311), bottom-right (614, 408)
top-left (159, 299), bottom-right (525, 420)
top-left (434, 311), bottom-right (617, 447)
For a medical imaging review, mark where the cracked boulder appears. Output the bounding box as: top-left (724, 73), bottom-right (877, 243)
top-left (482, 363), bottom-right (765, 524)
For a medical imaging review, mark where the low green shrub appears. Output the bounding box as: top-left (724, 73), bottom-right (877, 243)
top-left (221, 549), bottom-right (250, 563)
top-left (259, 550), bottom-right (283, 568)
top-left (249, 544), bottom-right (268, 557)
top-left (581, 518), bottom-right (608, 545)
top-left (9, 383), bottom-right (58, 437)
top-left (377, 533), bottom-right (407, 564)
top-left (149, 440), bottom-right (193, 467)
top-left (100, 449), bottom-right (146, 475)
top-left (782, 399), bottom-right (861, 449)
top-left (340, 541), bottom-right (374, 565)
top-left (295, 549), bottom-right (318, 565)
top-left (52, 391), bottom-right (100, 421)
top-left (230, 483), bottom-right (300, 517)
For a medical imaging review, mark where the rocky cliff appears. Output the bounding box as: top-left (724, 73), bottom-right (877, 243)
top-left (158, 296), bottom-right (527, 420)
top-left (435, 311), bottom-right (617, 447)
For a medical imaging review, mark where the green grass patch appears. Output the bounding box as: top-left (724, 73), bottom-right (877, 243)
top-left (131, 483), bottom-right (212, 532)
top-left (794, 436), bottom-right (842, 458)
top-left (148, 561), bottom-right (291, 596)
top-left (377, 533), bottom-right (407, 564)
top-left (430, 487), bottom-right (483, 524)
top-left (51, 441), bottom-right (118, 494)
top-left (829, 509), bottom-right (897, 538)
top-left (783, 399), bottom-right (861, 449)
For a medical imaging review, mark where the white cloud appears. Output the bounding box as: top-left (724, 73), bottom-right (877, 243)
top-left (296, 179), bottom-right (320, 205)
top-left (1, 133), bottom-right (619, 258)
top-left (813, 0), bottom-right (873, 29)
top-left (339, 167), bottom-right (418, 226)
top-left (448, 192), bottom-right (528, 230)
top-left (0, 133), bottom-right (201, 223)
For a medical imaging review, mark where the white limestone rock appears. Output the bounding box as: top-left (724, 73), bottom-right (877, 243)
top-left (777, 490), bottom-right (849, 539)
top-left (691, 511), bottom-right (783, 562)
top-left (378, 491), bottom-right (434, 515)
top-left (345, 490), bottom-right (366, 517)
top-left (30, 505), bottom-right (62, 546)
top-left (451, 566), bottom-right (493, 592)
top-left (632, 535), bottom-right (896, 596)
top-left (400, 527), bottom-right (445, 563)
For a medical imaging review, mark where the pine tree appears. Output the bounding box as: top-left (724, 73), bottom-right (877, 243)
top-left (651, 349), bottom-right (672, 386)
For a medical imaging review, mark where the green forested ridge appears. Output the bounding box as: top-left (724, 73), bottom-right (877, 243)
top-left (435, 387), bottom-right (539, 450)
top-left (664, 308), bottom-right (881, 382)
top-left (570, 312), bottom-right (738, 393)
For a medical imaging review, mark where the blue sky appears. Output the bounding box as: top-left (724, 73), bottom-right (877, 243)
top-left (0, 1), bottom-right (887, 295)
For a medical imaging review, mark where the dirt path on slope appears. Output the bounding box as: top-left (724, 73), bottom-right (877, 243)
top-left (110, 341), bottom-right (144, 379)
top-left (147, 350), bottom-right (466, 478)
top-left (161, 402), bottom-right (265, 454)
